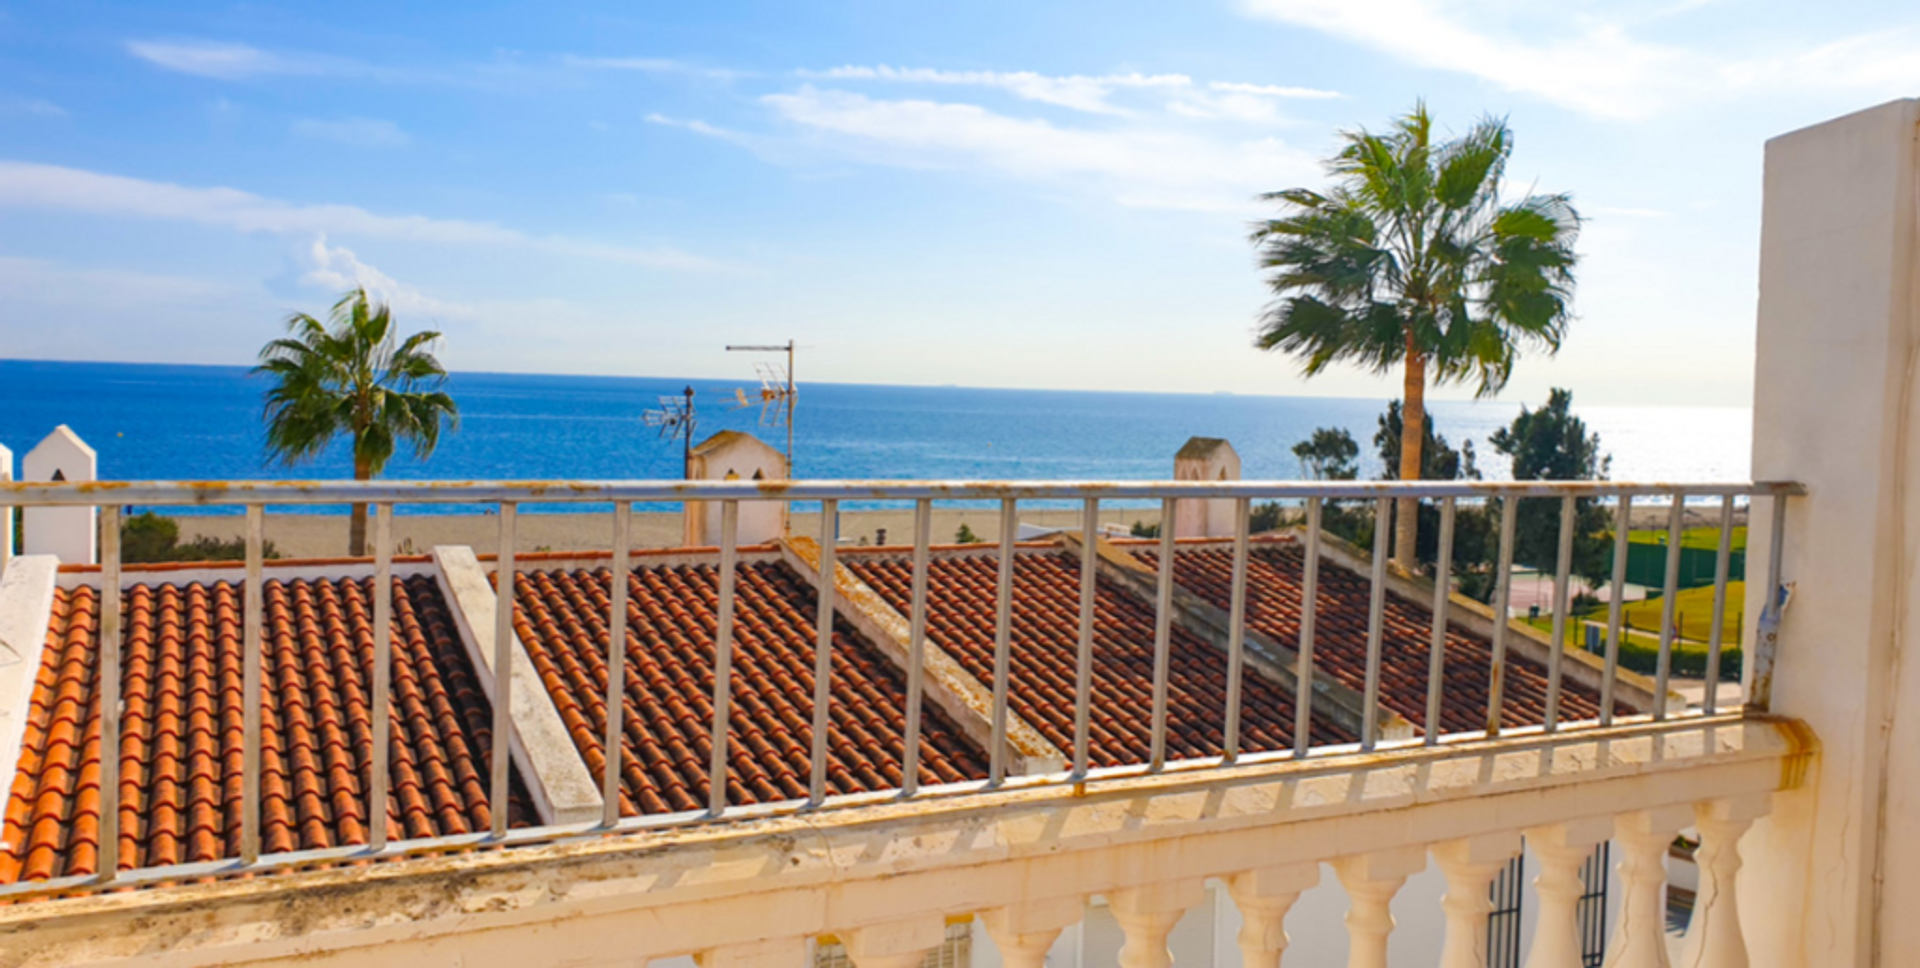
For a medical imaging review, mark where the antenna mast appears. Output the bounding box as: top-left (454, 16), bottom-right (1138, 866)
top-left (725, 340), bottom-right (796, 476)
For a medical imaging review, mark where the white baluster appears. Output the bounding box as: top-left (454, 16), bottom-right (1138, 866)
top-left (1333, 847), bottom-right (1426, 968)
top-left (1679, 796), bottom-right (1770, 968)
top-left (1110, 880), bottom-right (1205, 968)
top-left (1523, 818), bottom-right (1615, 968)
top-left (1226, 864), bottom-right (1319, 968)
top-left (1432, 833), bottom-right (1523, 968)
top-left (844, 918), bottom-right (948, 968)
top-left (1606, 807), bottom-right (1693, 968)
top-left (983, 897), bottom-right (1085, 968)
top-left (698, 938), bottom-right (808, 968)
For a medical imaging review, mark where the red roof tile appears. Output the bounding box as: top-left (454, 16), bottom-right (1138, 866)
top-left (1137, 541), bottom-right (1625, 734)
top-left (0, 576), bottom-right (533, 885)
top-left (509, 560), bottom-right (989, 816)
top-left (843, 550), bottom-right (1353, 766)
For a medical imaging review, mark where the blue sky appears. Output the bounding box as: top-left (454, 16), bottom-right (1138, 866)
top-left (1, 1), bottom-right (1915, 406)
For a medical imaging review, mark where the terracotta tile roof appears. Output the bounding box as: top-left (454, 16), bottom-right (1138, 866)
top-left (843, 550), bottom-right (1353, 766)
top-left (509, 560), bottom-right (990, 816)
top-left (1137, 541), bottom-right (1621, 733)
top-left (0, 576), bottom-right (532, 885)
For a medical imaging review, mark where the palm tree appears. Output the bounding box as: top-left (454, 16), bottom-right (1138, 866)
top-left (1251, 104), bottom-right (1580, 570)
top-left (255, 288), bottom-right (459, 557)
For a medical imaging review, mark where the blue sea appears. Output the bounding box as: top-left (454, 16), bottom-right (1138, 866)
top-left (0, 360), bottom-right (1751, 513)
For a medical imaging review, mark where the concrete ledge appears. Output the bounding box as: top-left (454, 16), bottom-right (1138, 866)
top-left (431, 545), bottom-right (602, 825)
top-left (1067, 532), bottom-right (1402, 742)
top-left (779, 536), bottom-right (1066, 775)
top-left (0, 555), bottom-right (57, 818)
top-left (0, 716), bottom-right (1808, 967)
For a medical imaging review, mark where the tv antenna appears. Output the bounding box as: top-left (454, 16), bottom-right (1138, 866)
top-left (642, 385), bottom-right (699, 476)
top-left (725, 341), bottom-right (796, 476)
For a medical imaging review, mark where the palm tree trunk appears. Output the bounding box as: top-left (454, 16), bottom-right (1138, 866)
top-left (349, 460), bottom-right (371, 557)
top-left (1395, 342), bottom-right (1427, 571)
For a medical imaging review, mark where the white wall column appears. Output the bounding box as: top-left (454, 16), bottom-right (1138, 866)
top-left (0, 442), bottom-right (12, 573)
top-left (1225, 865), bottom-right (1319, 968)
top-left (982, 897), bottom-right (1085, 968)
top-left (1606, 807), bottom-right (1692, 968)
top-left (1680, 797), bottom-right (1770, 968)
top-left (1110, 880), bottom-right (1205, 968)
top-left (1523, 818), bottom-right (1614, 968)
top-left (1745, 97), bottom-right (1920, 968)
top-left (1333, 847), bottom-right (1425, 968)
top-left (1432, 833), bottom-right (1523, 968)
top-left (843, 918), bottom-right (947, 968)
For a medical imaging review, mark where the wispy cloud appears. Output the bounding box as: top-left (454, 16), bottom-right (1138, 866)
top-left (0, 160), bottom-right (726, 270)
top-left (801, 64), bottom-right (1340, 119)
top-left (563, 55), bottom-right (748, 81)
top-left (754, 87), bottom-right (1317, 212)
top-left (0, 95), bottom-right (67, 117)
top-left (126, 39), bottom-right (316, 80)
top-left (291, 117), bottom-right (411, 148)
top-left (1238, 0), bottom-right (1920, 118)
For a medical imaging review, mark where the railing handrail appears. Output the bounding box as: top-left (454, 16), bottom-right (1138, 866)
top-left (0, 477), bottom-right (1806, 507)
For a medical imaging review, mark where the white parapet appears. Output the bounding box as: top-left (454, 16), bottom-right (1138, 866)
top-left (21, 426), bottom-right (95, 564)
top-left (1745, 96), bottom-right (1920, 968)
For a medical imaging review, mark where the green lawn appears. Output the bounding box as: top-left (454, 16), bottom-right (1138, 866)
top-left (1518, 580), bottom-right (1745, 681)
top-left (1622, 525), bottom-right (1747, 553)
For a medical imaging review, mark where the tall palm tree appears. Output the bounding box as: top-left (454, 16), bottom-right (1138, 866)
top-left (1251, 104), bottom-right (1580, 570)
top-left (255, 288), bottom-right (459, 556)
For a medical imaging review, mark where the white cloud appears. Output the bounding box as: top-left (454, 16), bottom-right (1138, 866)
top-left (757, 87), bottom-right (1317, 212)
top-left (1238, 0), bottom-right (1920, 118)
top-left (564, 55), bottom-right (748, 80)
top-left (288, 116), bottom-right (408, 147)
top-left (126, 40), bottom-right (309, 80)
top-left (0, 95), bottom-right (66, 117)
top-left (0, 160), bottom-right (726, 270)
top-left (801, 65), bottom-right (1341, 120)
top-left (299, 235), bottom-right (471, 318)
top-left (291, 117), bottom-right (411, 148)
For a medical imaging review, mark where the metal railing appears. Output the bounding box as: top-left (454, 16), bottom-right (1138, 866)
top-left (0, 477), bottom-right (1803, 898)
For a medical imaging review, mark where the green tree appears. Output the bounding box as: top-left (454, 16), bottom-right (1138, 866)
top-left (255, 288), bottom-right (459, 557)
top-left (1252, 104), bottom-right (1581, 571)
top-left (955, 522), bottom-right (983, 544)
top-left (1291, 427), bottom-right (1360, 481)
top-left (1490, 388), bottom-right (1612, 585)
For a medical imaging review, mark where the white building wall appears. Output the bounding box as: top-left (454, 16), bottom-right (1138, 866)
top-left (0, 442), bottom-right (12, 570)
top-left (21, 425), bottom-right (96, 564)
top-left (1742, 96), bottom-right (1920, 968)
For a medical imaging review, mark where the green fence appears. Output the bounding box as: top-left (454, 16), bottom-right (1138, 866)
top-left (1612, 542), bottom-right (1744, 590)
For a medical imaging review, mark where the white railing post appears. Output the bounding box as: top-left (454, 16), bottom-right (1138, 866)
top-left (1606, 807), bottom-right (1693, 968)
top-left (1110, 880), bottom-right (1205, 968)
top-left (844, 918), bottom-right (947, 968)
top-left (1227, 865), bottom-right (1319, 968)
top-left (982, 898), bottom-right (1085, 968)
top-left (1523, 818), bottom-right (1615, 968)
top-left (1333, 848), bottom-right (1426, 968)
top-left (1432, 833), bottom-right (1523, 968)
top-left (1680, 796), bottom-right (1771, 968)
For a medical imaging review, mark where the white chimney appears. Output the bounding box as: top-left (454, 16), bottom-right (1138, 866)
top-left (23, 426), bottom-right (98, 564)
top-left (1172, 437), bottom-right (1240, 539)
top-left (684, 430), bottom-right (788, 548)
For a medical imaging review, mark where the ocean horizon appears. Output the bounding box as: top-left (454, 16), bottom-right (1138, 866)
top-left (0, 359), bottom-right (1751, 514)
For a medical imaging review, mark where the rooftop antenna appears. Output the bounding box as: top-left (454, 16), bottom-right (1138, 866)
top-left (642, 385), bottom-right (699, 478)
top-left (725, 341), bottom-right (796, 476)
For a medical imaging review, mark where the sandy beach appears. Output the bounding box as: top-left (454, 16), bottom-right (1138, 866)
top-left (166, 504), bottom-right (1171, 559)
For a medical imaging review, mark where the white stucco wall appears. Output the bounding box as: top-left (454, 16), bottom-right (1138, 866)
top-left (21, 425), bottom-right (95, 564)
top-left (688, 431), bottom-right (788, 547)
top-left (0, 442), bottom-right (12, 569)
top-left (1173, 438), bottom-right (1241, 539)
top-left (1742, 97), bottom-right (1920, 968)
